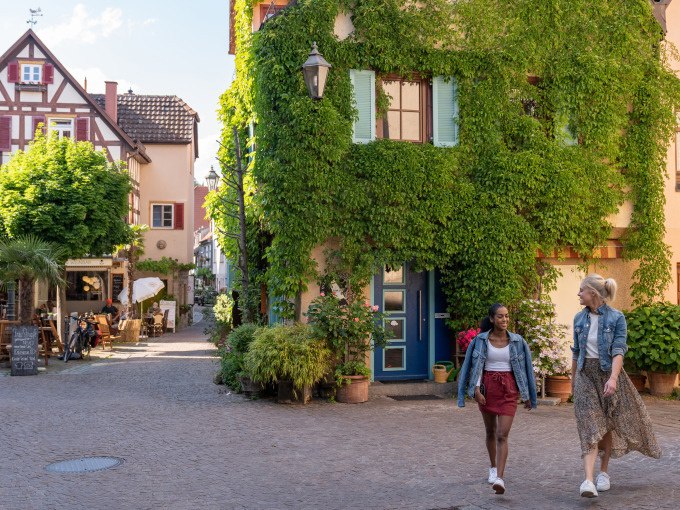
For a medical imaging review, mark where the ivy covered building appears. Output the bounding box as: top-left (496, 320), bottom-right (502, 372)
top-left (218, 0), bottom-right (680, 381)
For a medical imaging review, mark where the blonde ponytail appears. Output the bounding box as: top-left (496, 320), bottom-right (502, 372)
top-left (582, 274), bottom-right (617, 303)
top-left (603, 278), bottom-right (617, 302)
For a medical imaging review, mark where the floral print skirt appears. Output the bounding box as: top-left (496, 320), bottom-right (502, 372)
top-left (573, 358), bottom-right (661, 459)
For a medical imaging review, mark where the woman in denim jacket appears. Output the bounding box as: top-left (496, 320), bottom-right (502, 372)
top-left (457, 303), bottom-right (537, 495)
top-left (572, 274), bottom-right (660, 499)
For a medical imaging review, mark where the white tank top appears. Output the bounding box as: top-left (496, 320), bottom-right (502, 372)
top-left (477, 340), bottom-right (512, 385)
top-left (485, 340), bottom-right (511, 371)
top-left (586, 313), bottom-right (599, 358)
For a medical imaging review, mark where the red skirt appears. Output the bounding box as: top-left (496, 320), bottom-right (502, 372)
top-left (478, 371), bottom-right (519, 417)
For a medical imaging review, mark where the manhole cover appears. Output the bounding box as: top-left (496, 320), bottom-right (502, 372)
top-left (45, 456), bottom-right (124, 473)
top-left (388, 394), bottom-right (444, 401)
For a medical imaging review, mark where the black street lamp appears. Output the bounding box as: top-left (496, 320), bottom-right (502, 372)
top-left (302, 42), bottom-right (331, 100)
top-left (206, 166), bottom-right (219, 191)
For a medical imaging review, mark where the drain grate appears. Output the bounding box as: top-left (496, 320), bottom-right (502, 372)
top-left (388, 394), bottom-right (444, 401)
top-left (45, 456), bottom-right (124, 473)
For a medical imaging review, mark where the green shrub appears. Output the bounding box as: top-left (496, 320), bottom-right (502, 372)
top-left (213, 293), bottom-right (234, 325)
top-left (245, 323), bottom-right (332, 391)
top-left (626, 303), bottom-right (680, 374)
top-left (218, 324), bottom-right (261, 391)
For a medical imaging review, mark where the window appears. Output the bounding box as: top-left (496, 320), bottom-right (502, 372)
top-left (65, 271), bottom-right (108, 302)
top-left (350, 69), bottom-right (376, 143)
top-left (378, 77), bottom-right (427, 142)
top-left (21, 64), bottom-right (41, 84)
top-left (260, 4), bottom-right (286, 23)
top-left (152, 204), bottom-right (174, 228)
top-left (48, 118), bottom-right (74, 139)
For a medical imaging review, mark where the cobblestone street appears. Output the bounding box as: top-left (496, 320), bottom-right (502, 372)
top-left (1, 322), bottom-right (679, 510)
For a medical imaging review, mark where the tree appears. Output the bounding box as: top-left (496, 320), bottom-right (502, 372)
top-left (115, 224), bottom-right (148, 319)
top-left (0, 131), bottom-right (132, 320)
top-left (0, 236), bottom-right (64, 325)
top-left (0, 131), bottom-right (132, 257)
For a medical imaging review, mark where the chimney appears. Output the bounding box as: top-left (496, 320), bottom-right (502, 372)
top-left (105, 81), bottom-right (118, 122)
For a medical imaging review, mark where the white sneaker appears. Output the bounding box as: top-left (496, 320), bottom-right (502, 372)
top-left (492, 477), bottom-right (505, 494)
top-left (580, 479), bottom-right (598, 498)
top-left (596, 472), bottom-right (610, 491)
top-left (487, 467), bottom-right (497, 484)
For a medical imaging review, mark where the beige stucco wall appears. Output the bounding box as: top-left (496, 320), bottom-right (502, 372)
top-left (139, 143), bottom-right (195, 265)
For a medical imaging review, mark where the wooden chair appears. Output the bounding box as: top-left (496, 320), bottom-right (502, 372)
top-left (48, 320), bottom-right (63, 353)
top-left (95, 314), bottom-right (119, 350)
top-left (31, 316), bottom-right (50, 366)
top-left (0, 320), bottom-right (19, 363)
top-left (151, 314), bottom-right (164, 337)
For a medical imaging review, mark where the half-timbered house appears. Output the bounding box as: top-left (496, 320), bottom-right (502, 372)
top-left (0, 29), bottom-right (198, 319)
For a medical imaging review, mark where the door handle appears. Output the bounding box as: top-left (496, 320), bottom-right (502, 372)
top-left (418, 290), bottom-right (422, 341)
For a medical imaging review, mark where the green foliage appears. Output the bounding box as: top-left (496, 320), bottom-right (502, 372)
top-left (244, 323), bottom-right (332, 390)
top-left (0, 235), bottom-right (66, 324)
top-left (137, 257), bottom-right (195, 274)
top-left (0, 131), bottom-right (132, 258)
top-left (213, 293), bottom-right (234, 325)
top-left (218, 323), bottom-right (260, 391)
top-left (220, 0), bottom-right (680, 326)
top-left (512, 300), bottom-right (569, 378)
top-left (306, 293), bottom-right (390, 375)
top-left (626, 303), bottom-right (680, 374)
top-left (334, 360), bottom-right (371, 386)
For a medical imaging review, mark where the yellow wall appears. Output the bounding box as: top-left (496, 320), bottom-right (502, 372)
top-left (139, 143), bottom-right (195, 265)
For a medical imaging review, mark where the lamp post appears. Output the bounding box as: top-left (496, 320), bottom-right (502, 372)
top-left (206, 166), bottom-right (219, 191)
top-left (302, 42), bottom-right (331, 99)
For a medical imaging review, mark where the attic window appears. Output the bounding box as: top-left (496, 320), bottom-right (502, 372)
top-left (22, 64), bottom-right (41, 83)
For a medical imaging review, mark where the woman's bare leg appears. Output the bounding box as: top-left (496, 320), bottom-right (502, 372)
top-left (599, 431), bottom-right (612, 474)
top-left (495, 414), bottom-right (515, 479)
top-left (481, 410), bottom-right (497, 467)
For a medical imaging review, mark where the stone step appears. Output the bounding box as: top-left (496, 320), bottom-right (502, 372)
top-left (370, 379), bottom-right (456, 397)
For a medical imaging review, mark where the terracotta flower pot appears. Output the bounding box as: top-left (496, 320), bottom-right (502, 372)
top-left (336, 375), bottom-right (369, 404)
top-left (545, 375), bottom-right (572, 402)
top-left (648, 372), bottom-right (678, 397)
top-left (627, 373), bottom-right (647, 393)
top-left (239, 376), bottom-right (264, 398)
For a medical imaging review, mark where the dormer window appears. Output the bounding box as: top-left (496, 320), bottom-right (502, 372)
top-left (21, 64), bottom-right (41, 84)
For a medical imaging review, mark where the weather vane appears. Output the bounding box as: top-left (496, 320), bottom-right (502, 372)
top-left (27, 8), bottom-right (43, 27)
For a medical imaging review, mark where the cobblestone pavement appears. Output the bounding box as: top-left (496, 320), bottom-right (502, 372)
top-left (1, 322), bottom-right (679, 510)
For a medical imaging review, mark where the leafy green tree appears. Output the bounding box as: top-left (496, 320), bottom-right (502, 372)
top-left (0, 131), bottom-right (131, 256)
top-left (115, 224), bottom-right (148, 318)
top-left (0, 236), bottom-right (65, 325)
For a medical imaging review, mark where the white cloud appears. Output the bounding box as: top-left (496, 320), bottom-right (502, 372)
top-left (69, 66), bottom-right (139, 96)
top-left (38, 4), bottom-right (123, 46)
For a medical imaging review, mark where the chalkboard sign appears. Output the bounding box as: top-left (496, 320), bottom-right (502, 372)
top-left (11, 325), bottom-right (39, 376)
top-left (112, 274), bottom-right (124, 303)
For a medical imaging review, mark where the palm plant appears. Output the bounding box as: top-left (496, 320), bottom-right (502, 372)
top-left (0, 236), bottom-right (65, 325)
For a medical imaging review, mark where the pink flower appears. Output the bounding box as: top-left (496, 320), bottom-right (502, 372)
top-left (372, 305), bottom-right (379, 312)
top-left (353, 317), bottom-right (360, 322)
top-left (365, 300), bottom-right (371, 307)
top-left (320, 292), bottom-right (325, 297)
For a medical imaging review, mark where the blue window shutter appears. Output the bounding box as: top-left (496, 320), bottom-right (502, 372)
top-left (433, 76), bottom-right (459, 147)
top-left (350, 70), bottom-right (375, 143)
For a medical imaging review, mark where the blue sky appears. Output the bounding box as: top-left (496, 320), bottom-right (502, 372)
top-left (0, 1), bottom-right (236, 183)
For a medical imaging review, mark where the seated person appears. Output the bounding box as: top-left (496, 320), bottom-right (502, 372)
top-left (149, 302), bottom-right (163, 316)
top-left (101, 298), bottom-right (120, 325)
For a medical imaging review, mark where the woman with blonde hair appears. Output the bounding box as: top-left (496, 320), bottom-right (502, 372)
top-left (572, 274), bottom-right (660, 498)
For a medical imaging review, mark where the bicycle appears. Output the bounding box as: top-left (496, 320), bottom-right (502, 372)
top-left (61, 313), bottom-right (95, 362)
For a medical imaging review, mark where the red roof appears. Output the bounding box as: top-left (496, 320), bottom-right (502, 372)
top-left (194, 185), bottom-right (210, 231)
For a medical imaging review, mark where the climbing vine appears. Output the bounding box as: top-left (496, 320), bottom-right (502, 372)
top-left (217, 0), bottom-right (680, 325)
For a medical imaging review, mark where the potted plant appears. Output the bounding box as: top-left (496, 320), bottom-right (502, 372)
top-left (626, 303), bottom-right (680, 397)
top-left (218, 323), bottom-right (260, 397)
top-left (306, 293), bottom-right (390, 403)
top-left (244, 323), bottom-right (331, 404)
top-left (624, 357), bottom-right (647, 393)
top-left (513, 299), bottom-right (571, 401)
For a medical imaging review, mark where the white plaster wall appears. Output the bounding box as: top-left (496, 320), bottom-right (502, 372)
top-left (59, 83), bottom-right (87, 104)
top-left (334, 12), bottom-right (355, 40)
top-left (47, 75), bottom-right (65, 102)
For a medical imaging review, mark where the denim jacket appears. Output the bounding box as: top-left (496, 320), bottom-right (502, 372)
top-left (456, 331), bottom-right (538, 409)
top-left (572, 303), bottom-right (627, 371)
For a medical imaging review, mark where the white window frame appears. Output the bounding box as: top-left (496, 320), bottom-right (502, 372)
top-left (21, 63), bottom-right (42, 84)
top-left (47, 117), bottom-right (74, 140)
top-left (151, 203), bottom-right (174, 229)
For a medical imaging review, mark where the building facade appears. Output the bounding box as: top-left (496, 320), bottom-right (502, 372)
top-left (0, 30), bottom-right (198, 316)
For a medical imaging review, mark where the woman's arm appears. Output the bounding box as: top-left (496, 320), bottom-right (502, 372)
top-left (603, 355), bottom-right (623, 397)
top-left (456, 336), bottom-right (477, 407)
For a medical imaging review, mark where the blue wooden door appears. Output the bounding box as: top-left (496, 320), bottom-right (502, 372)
top-left (373, 264), bottom-right (429, 380)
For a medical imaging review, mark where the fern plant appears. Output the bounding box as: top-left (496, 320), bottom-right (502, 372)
top-left (245, 323), bottom-right (332, 391)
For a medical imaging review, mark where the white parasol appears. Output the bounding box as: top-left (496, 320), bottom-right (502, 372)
top-left (117, 277), bottom-right (165, 305)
